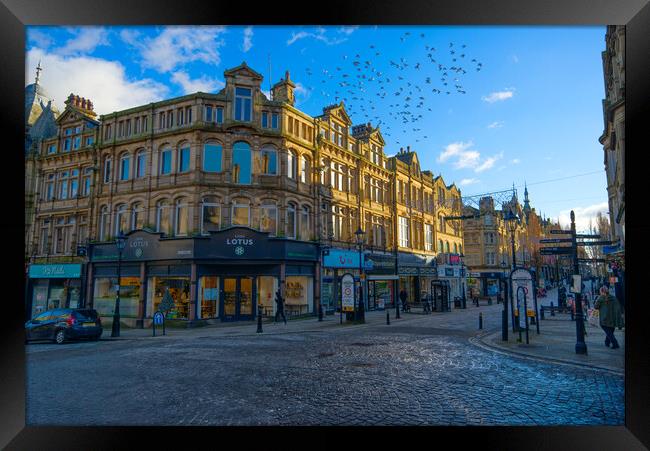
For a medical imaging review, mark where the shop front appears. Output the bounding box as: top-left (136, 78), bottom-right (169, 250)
top-left (364, 253), bottom-right (397, 310)
top-left (397, 253), bottom-right (437, 305)
top-left (88, 227), bottom-right (318, 327)
top-left (322, 248), bottom-right (363, 313)
top-left (27, 263), bottom-right (84, 319)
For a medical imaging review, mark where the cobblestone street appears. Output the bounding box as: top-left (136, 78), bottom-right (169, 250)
top-left (26, 305), bottom-right (624, 426)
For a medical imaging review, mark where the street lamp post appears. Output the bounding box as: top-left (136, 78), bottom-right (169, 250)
top-left (571, 211), bottom-right (588, 355)
top-left (504, 210), bottom-right (519, 340)
top-left (501, 260), bottom-right (509, 341)
top-left (355, 227), bottom-right (366, 324)
top-left (460, 253), bottom-right (467, 309)
top-left (111, 232), bottom-right (126, 338)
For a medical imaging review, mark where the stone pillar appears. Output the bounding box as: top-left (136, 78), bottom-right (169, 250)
top-left (314, 260), bottom-right (321, 315)
top-left (136, 262), bottom-right (146, 328)
top-left (280, 262), bottom-right (286, 298)
top-left (86, 262), bottom-right (94, 308)
top-left (189, 262), bottom-right (198, 323)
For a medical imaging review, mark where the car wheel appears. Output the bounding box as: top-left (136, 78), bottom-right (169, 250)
top-left (54, 329), bottom-right (65, 344)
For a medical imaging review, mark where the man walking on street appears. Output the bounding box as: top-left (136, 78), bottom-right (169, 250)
top-left (274, 288), bottom-right (287, 324)
top-left (594, 286), bottom-right (624, 349)
top-left (399, 289), bottom-right (409, 312)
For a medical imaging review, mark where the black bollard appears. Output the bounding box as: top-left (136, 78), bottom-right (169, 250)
top-left (570, 309), bottom-right (574, 321)
top-left (257, 306), bottom-right (263, 333)
top-left (479, 312), bottom-right (483, 330)
top-left (550, 302), bottom-right (555, 317)
top-left (541, 308), bottom-right (545, 320)
top-left (318, 304), bottom-right (323, 322)
top-left (530, 315), bottom-right (536, 326)
top-left (386, 311), bottom-right (390, 325)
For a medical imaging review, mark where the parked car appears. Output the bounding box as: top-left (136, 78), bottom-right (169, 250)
top-left (25, 308), bottom-right (102, 344)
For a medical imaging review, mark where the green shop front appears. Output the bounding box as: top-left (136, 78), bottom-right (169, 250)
top-left (88, 227), bottom-right (319, 327)
top-left (26, 263), bottom-right (84, 319)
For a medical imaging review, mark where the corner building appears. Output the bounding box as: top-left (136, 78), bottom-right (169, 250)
top-left (27, 62), bottom-right (466, 326)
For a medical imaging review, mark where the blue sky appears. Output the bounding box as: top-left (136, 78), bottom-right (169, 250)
top-left (26, 25), bottom-right (609, 232)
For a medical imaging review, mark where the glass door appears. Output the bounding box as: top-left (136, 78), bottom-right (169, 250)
top-left (238, 277), bottom-right (254, 319)
top-left (223, 278), bottom-right (237, 320)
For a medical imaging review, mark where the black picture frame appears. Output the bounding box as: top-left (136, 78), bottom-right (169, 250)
top-left (3, 0), bottom-right (648, 448)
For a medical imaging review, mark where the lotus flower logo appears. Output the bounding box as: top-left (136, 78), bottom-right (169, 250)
top-left (235, 246), bottom-right (244, 256)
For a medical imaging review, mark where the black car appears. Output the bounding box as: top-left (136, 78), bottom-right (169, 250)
top-left (25, 308), bottom-right (103, 344)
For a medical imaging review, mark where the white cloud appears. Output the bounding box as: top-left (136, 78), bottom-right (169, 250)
top-left (459, 178), bottom-right (480, 186)
top-left (512, 55), bottom-right (519, 63)
top-left (482, 89), bottom-right (515, 103)
top-left (511, 158), bottom-right (521, 164)
top-left (487, 121), bottom-right (504, 129)
top-left (122, 26), bottom-right (227, 73)
top-left (26, 48), bottom-right (169, 115)
top-left (558, 202), bottom-right (609, 233)
top-left (242, 27), bottom-right (253, 53)
top-left (287, 28), bottom-right (348, 46)
top-left (56, 27), bottom-right (110, 56)
top-left (294, 82), bottom-right (312, 106)
top-left (338, 26), bottom-right (359, 35)
top-left (171, 71), bottom-right (224, 94)
top-left (438, 141), bottom-right (503, 173)
top-left (475, 151), bottom-right (504, 173)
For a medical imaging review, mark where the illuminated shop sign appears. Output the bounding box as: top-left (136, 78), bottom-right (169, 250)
top-left (29, 264), bottom-right (82, 279)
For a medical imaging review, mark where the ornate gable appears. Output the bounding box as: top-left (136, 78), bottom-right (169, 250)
top-left (224, 62), bottom-right (264, 81)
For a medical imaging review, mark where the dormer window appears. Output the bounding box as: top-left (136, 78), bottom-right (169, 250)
top-left (235, 87), bottom-right (252, 122)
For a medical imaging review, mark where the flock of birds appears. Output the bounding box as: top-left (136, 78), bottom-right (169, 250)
top-left (300, 32), bottom-right (485, 146)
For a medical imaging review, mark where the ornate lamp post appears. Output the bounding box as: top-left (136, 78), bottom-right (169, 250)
top-left (355, 227), bottom-right (366, 323)
top-left (501, 259), bottom-right (509, 341)
top-left (459, 253), bottom-right (467, 309)
top-left (111, 232), bottom-right (126, 338)
top-left (504, 210), bottom-right (520, 340)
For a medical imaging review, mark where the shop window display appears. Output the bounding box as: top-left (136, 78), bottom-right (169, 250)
top-left (199, 276), bottom-right (219, 319)
top-left (148, 277), bottom-right (190, 319)
top-left (284, 276), bottom-right (313, 315)
top-left (257, 276), bottom-right (278, 316)
top-left (93, 277), bottom-right (141, 318)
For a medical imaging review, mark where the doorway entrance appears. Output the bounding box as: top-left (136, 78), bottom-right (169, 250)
top-left (431, 280), bottom-right (450, 312)
top-left (220, 277), bottom-right (256, 321)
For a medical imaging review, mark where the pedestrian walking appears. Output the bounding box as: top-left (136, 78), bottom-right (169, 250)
top-left (594, 286), bottom-right (624, 349)
top-left (422, 293), bottom-right (431, 314)
top-left (399, 289), bottom-right (410, 312)
top-left (274, 289), bottom-right (287, 324)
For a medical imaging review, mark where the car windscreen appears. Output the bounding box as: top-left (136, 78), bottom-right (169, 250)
top-left (73, 310), bottom-right (98, 320)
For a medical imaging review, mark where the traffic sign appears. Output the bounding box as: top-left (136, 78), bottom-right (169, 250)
top-left (550, 230), bottom-right (572, 234)
top-left (575, 234), bottom-right (601, 239)
top-left (540, 238), bottom-right (573, 244)
top-left (576, 240), bottom-right (616, 246)
top-left (540, 247), bottom-right (574, 255)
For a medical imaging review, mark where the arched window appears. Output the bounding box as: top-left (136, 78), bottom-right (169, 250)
top-left (459, 244), bottom-right (463, 255)
top-left (287, 203), bottom-right (297, 238)
top-left (119, 153), bottom-right (131, 181)
top-left (232, 141), bottom-right (251, 184)
top-left (232, 201), bottom-right (250, 226)
top-left (103, 157), bottom-right (112, 184)
top-left (159, 147), bottom-right (172, 175)
top-left (115, 204), bottom-right (129, 235)
top-left (260, 147), bottom-right (277, 175)
top-left (300, 205), bottom-right (310, 240)
top-left (201, 196), bottom-right (220, 234)
top-left (178, 144), bottom-right (191, 173)
top-left (453, 243), bottom-right (458, 254)
top-left (445, 241), bottom-right (450, 253)
top-left (320, 158), bottom-right (330, 185)
top-left (135, 150), bottom-right (146, 178)
top-left (300, 155), bottom-right (310, 183)
top-left (131, 203), bottom-right (145, 230)
top-left (99, 206), bottom-right (110, 241)
top-left (175, 198), bottom-right (189, 236)
top-left (203, 142), bottom-right (223, 172)
top-left (260, 202), bottom-right (278, 235)
top-left (287, 151), bottom-right (297, 180)
top-left (156, 200), bottom-right (171, 234)
top-left (438, 239), bottom-right (443, 253)
top-left (439, 214), bottom-right (446, 233)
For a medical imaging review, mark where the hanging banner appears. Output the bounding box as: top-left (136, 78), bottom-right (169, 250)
top-left (341, 273), bottom-right (355, 313)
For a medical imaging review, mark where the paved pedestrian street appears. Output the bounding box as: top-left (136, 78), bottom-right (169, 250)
top-left (25, 304), bottom-right (624, 426)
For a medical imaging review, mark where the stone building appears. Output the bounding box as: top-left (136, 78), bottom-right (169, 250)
top-left (26, 62), bottom-right (465, 326)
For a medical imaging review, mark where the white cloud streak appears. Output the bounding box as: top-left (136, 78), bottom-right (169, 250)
top-left (121, 26), bottom-right (227, 73)
top-left (242, 27), bottom-right (253, 52)
top-left (287, 27), bottom-right (348, 46)
top-left (438, 141), bottom-right (503, 173)
top-left (55, 27), bottom-right (110, 56)
top-left (487, 121), bottom-right (504, 129)
top-left (482, 89), bottom-right (515, 103)
top-left (558, 202), bottom-right (609, 233)
top-left (459, 178), bottom-right (480, 186)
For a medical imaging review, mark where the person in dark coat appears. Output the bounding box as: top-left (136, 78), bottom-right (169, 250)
top-left (274, 289), bottom-right (287, 324)
top-left (594, 286), bottom-right (624, 349)
top-left (399, 289), bottom-right (409, 312)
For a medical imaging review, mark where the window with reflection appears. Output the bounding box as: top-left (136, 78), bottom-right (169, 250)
top-left (115, 204), bottom-right (129, 235)
top-left (156, 200), bottom-right (171, 234)
top-left (136, 150), bottom-right (146, 178)
top-left (201, 197), bottom-right (220, 234)
top-left (131, 203), bottom-right (145, 230)
top-left (99, 206), bottom-right (110, 241)
top-left (232, 202), bottom-right (250, 226)
top-left (178, 145), bottom-right (190, 173)
top-left (175, 198), bottom-right (189, 236)
top-left (203, 143), bottom-right (223, 172)
top-left (287, 151), bottom-right (297, 179)
top-left (300, 205), bottom-right (310, 240)
top-left (120, 154), bottom-right (130, 181)
top-left (260, 203), bottom-right (277, 235)
top-left (260, 147), bottom-right (277, 175)
top-left (160, 148), bottom-right (172, 175)
top-left (300, 156), bottom-right (310, 183)
top-left (232, 141), bottom-right (251, 184)
top-left (234, 87), bottom-right (252, 121)
top-left (287, 203), bottom-right (297, 239)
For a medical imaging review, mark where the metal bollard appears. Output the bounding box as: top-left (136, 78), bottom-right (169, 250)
top-left (541, 308), bottom-right (545, 320)
top-left (386, 311), bottom-right (390, 325)
top-left (318, 304), bottom-right (323, 322)
top-left (257, 306), bottom-right (263, 333)
top-left (479, 312), bottom-right (483, 329)
top-left (530, 315), bottom-right (536, 325)
top-left (570, 309), bottom-right (574, 321)
top-left (550, 302), bottom-right (555, 317)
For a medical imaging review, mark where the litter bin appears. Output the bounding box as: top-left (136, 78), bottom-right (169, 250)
top-left (454, 297), bottom-right (461, 308)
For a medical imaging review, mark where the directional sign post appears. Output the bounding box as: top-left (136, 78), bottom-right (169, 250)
top-left (550, 230), bottom-right (572, 234)
top-left (540, 238), bottom-right (573, 244)
top-left (540, 247), bottom-right (574, 255)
